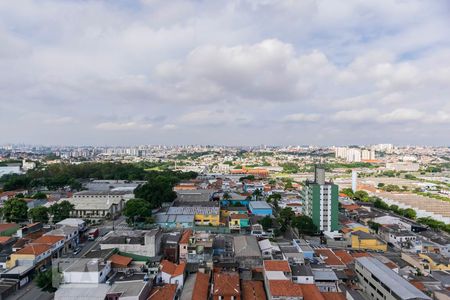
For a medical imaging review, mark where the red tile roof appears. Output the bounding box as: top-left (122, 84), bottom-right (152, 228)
top-left (314, 249), bottom-right (345, 266)
top-left (179, 229), bottom-right (192, 244)
top-left (15, 244), bottom-right (51, 256)
top-left (321, 292), bottom-right (346, 300)
top-left (300, 284), bottom-right (325, 300)
top-left (192, 272), bottom-right (210, 300)
top-left (109, 254), bottom-right (132, 268)
top-left (32, 235), bottom-right (64, 245)
top-left (351, 252), bottom-right (371, 258)
top-left (160, 260), bottom-right (186, 277)
top-left (148, 284), bottom-right (177, 300)
top-left (213, 272), bottom-right (240, 297)
top-left (268, 280), bottom-right (303, 297)
top-left (242, 281), bottom-right (266, 300)
top-left (0, 236), bottom-right (13, 244)
top-left (264, 260), bottom-right (291, 272)
top-left (334, 250), bottom-right (354, 265)
top-left (230, 214), bottom-right (249, 219)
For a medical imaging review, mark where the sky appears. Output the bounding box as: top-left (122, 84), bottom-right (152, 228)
top-left (1, 0), bottom-right (450, 146)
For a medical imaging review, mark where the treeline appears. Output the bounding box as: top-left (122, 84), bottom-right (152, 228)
top-left (0, 162), bottom-right (197, 192)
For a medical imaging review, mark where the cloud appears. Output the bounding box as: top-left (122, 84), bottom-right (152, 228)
top-left (0, 0), bottom-right (449, 145)
top-left (95, 121), bottom-right (153, 131)
top-left (162, 124), bottom-right (177, 130)
top-left (282, 113), bottom-right (320, 122)
top-left (43, 116), bottom-right (76, 125)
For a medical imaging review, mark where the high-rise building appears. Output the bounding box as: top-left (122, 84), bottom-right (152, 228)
top-left (302, 166), bottom-right (339, 232)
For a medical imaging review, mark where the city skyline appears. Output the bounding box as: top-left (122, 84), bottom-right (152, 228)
top-left (1, 1), bottom-right (450, 146)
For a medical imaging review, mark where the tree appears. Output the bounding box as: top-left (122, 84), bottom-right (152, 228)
top-left (32, 192), bottom-right (47, 199)
top-left (29, 206), bottom-right (49, 223)
top-left (389, 205), bottom-right (400, 214)
top-left (35, 269), bottom-right (56, 292)
top-left (3, 198), bottom-right (28, 223)
top-left (123, 199), bottom-right (152, 225)
top-left (403, 208), bottom-right (416, 220)
top-left (340, 188), bottom-right (354, 198)
top-left (267, 193), bottom-right (281, 211)
top-left (134, 177), bottom-right (177, 209)
top-left (373, 198), bottom-right (390, 210)
top-left (278, 207), bottom-right (295, 232)
top-left (368, 221), bottom-right (381, 233)
top-left (377, 183), bottom-right (385, 188)
top-left (259, 216), bottom-right (273, 231)
top-left (353, 190), bottom-right (369, 202)
top-left (292, 215), bottom-right (317, 235)
top-left (252, 189), bottom-right (263, 201)
top-left (49, 200), bottom-right (74, 223)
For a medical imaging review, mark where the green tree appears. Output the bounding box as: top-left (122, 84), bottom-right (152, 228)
top-left (134, 178), bottom-right (177, 209)
top-left (389, 205), bottom-right (400, 214)
top-left (222, 192), bottom-right (231, 201)
top-left (267, 193), bottom-right (281, 211)
top-left (340, 188), bottom-right (354, 198)
top-left (291, 215), bottom-right (317, 235)
top-left (403, 208), bottom-right (416, 220)
top-left (373, 198), bottom-right (390, 210)
top-left (32, 192), bottom-right (47, 199)
top-left (252, 189), bottom-right (263, 201)
top-left (3, 198), bottom-right (28, 223)
top-left (278, 207), bottom-right (295, 232)
top-left (123, 199), bottom-right (152, 225)
top-left (353, 190), bottom-right (369, 202)
top-left (49, 200), bottom-right (75, 223)
top-left (368, 221), bottom-right (381, 233)
top-left (377, 183), bottom-right (385, 188)
top-left (29, 206), bottom-right (49, 223)
top-left (259, 216), bottom-right (273, 231)
top-left (35, 269), bottom-right (56, 292)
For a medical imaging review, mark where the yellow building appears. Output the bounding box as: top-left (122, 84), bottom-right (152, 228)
top-left (419, 253), bottom-right (450, 271)
top-left (7, 244), bottom-right (52, 269)
top-left (351, 231), bottom-right (387, 252)
top-left (194, 213), bottom-right (220, 226)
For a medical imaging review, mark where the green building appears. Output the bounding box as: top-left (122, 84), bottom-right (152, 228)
top-left (302, 167), bottom-right (339, 232)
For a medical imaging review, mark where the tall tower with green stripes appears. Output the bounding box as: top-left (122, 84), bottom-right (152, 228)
top-left (302, 166), bottom-right (339, 232)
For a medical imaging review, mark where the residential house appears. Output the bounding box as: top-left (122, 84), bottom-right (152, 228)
top-left (212, 271), bottom-right (241, 300)
top-left (311, 268), bottom-right (339, 292)
top-left (44, 225), bottom-right (79, 253)
top-left (6, 244), bottom-right (52, 269)
top-left (233, 236), bottom-right (262, 269)
top-left (105, 272), bottom-right (152, 300)
top-left (62, 258), bottom-right (112, 284)
top-left (351, 231), bottom-right (387, 252)
top-left (248, 201), bottom-right (272, 216)
top-left (31, 235), bottom-right (65, 258)
top-left (242, 280), bottom-right (267, 300)
top-left (179, 229), bottom-right (192, 262)
top-left (180, 271), bottom-right (210, 300)
top-left (100, 229), bottom-right (161, 257)
top-left (148, 284), bottom-right (177, 300)
top-left (229, 214), bottom-right (250, 232)
top-left (158, 259), bottom-right (186, 290)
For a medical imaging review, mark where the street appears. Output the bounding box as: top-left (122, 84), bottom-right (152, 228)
top-left (6, 282), bottom-right (53, 300)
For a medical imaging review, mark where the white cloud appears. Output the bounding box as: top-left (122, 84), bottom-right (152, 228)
top-left (0, 0), bottom-right (449, 145)
top-left (44, 116), bottom-right (76, 125)
top-left (162, 124), bottom-right (177, 130)
top-left (282, 113), bottom-right (320, 122)
top-left (378, 109), bottom-right (424, 123)
top-left (95, 121), bottom-right (153, 130)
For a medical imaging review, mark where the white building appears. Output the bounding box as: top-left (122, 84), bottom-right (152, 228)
top-left (62, 259), bottom-right (111, 284)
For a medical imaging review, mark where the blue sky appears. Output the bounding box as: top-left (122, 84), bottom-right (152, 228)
top-left (0, 0), bottom-right (449, 146)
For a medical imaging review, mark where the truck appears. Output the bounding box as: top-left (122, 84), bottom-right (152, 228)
top-left (87, 228), bottom-right (99, 241)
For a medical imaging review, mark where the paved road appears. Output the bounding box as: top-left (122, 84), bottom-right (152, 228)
top-left (6, 282), bottom-right (53, 300)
